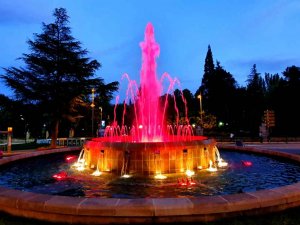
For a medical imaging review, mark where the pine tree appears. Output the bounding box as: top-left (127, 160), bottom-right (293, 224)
top-left (195, 45), bottom-right (215, 98)
top-left (245, 64), bottom-right (266, 135)
top-left (1, 8), bottom-right (118, 147)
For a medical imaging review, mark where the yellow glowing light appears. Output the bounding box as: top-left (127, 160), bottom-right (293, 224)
top-left (207, 160), bottom-right (217, 172)
top-left (207, 167), bottom-right (217, 172)
top-left (154, 174), bottom-right (167, 179)
top-left (77, 166), bottom-right (85, 171)
top-left (121, 174), bottom-right (131, 178)
top-left (72, 161), bottom-right (84, 168)
top-left (91, 170), bottom-right (102, 176)
top-left (185, 170), bottom-right (195, 177)
top-left (217, 159), bottom-right (228, 168)
top-left (197, 166), bottom-right (203, 170)
top-left (72, 162), bottom-right (80, 168)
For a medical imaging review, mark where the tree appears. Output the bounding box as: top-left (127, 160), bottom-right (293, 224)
top-left (264, 73), bottom-right (283, 107)
top-left (1, 8), bottom-right (118, 147)
top-left (245, 64), bottom-right (266, 135)
top-left (283, 65), bottom-right (300, 83)
top-left (278, 66), bottom-right (300, 135)
top-left (246, 64), bottom-right (266, 94)
top-left (195, 45), bottom-right (215, 98)
top-left (211, 61), bottom-right (237, 125)
top-left (0, 94), bottom-right (14, 131)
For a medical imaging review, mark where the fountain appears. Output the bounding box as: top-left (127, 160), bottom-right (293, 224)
top-left (78, 23), bottom-right (220, 177)
top-left (2, 23), bottom-right (300, 225)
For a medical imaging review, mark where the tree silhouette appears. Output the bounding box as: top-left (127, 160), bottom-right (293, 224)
top-left (196, 46), bottom-right (239, 130)
top-left (279, 66), bottom-right (300, 135)
top-left (195, 45), bottom-right (215, 98)
top-left (245, 64), bottom-right (266, 135)
top-left (1, 8), bottom-right (118, 147)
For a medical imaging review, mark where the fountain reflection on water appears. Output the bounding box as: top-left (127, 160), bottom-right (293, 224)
top-left (74, 23), bottom-right (227, 179)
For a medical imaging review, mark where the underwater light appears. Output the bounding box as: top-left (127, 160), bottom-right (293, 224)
top-left (65, 155), bottom-right (77, 163)
top-left (217, 158), bottom-right (228, 167)
top-left (154, 173), bottom-right (167, 179)
top-left (207, 160), bottom-right (217, 172)
top-left (91, 170), bottom-right (102, 176)
top-left (242, 161), bottom-right (252, 166)
top-left (185, 170), bottom-right (195, 177)
top-left (121, 174), bottom-right (131, 178)
top-left (53, 171), bottom-right (67, 180)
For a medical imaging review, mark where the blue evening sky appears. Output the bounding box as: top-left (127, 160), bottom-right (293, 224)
top-left (1, 0), bottom-right (300, 98)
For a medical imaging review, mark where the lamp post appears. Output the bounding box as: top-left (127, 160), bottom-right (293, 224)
top-left (99, 107), bottom-right (103, 124)
top-left (20, 115), bottom-right (27, 143)
top-left (91, 88), bottom-right (95, 137)
top-left (197, 94), bottom-right (203, 125)
top-left (7, 127), bottom-right (13, 153)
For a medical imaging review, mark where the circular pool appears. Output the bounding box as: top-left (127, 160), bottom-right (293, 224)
top-left (1, 149), bottom-right (300, 198)
top-left (1, 146), bottom-right (300, 224)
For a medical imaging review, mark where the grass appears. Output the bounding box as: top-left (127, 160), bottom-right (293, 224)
top-left (1, 206), bottom-right (300, 225)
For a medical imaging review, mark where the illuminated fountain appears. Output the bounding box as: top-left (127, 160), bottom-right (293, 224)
top-left (3, 23), bottom-right (300, 225)
top-left (77, 23), bottom-right (223, 177)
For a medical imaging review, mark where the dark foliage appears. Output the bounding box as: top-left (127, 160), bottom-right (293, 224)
top-left (0, 8), bottom-right (118, 145)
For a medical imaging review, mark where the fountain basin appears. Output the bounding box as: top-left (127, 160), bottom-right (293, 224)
top-left (84, 136), bottom-right (215, 175)
top-left (1, 146), bottom-right (300, 224)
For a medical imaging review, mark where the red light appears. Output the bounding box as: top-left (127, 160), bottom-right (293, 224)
top-left (178, 177), bottom-right (196, 186)
top-left (177, 178), bottom-right (186, 186)
top-left (53, 171), bottom-right (68, 180)
top-left (65, 155), bottom-right (77, 163)
top-left (190, 177), bottom-right (196, 185)
top-left (242, 161), bottom-right (252, 166)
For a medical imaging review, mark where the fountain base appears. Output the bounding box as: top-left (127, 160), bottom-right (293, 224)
top-left (82, 136), bottom-right (217, 175)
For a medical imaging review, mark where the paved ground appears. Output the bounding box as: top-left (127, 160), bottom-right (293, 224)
top-left (219, 142), bottom-right (300, 154)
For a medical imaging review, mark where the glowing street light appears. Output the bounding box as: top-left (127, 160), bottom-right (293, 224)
top-left (91, 88), bottom-right (95, 137)
top-left (99, 106), bottom-right (103, 125)
top-left (197, 94), bottom-right (203, 125)
top-left (7, 127), bottom-right (13, 153)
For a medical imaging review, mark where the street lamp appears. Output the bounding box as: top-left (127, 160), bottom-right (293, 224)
top-left (197, 94), bottom-right (203, 125)
top-left (7, 127), bottom-right (13, 153)
top-left (91, 88), bottom-right (95, 137)
top-left (99, 107), bottom-right (103, 124)
top-left (20, 115), bottom-right (27, 143)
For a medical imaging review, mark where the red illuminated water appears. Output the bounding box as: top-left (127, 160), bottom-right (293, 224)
top-left (84, 24), bottom-right (215, 175)
top-left (137, 23), bottom-right (162, 141)
top-left (106, 23), bottom-right (192, 142)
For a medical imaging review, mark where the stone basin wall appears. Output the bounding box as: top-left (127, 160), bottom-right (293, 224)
top-left (83, 138), bottom-right (217, 174)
